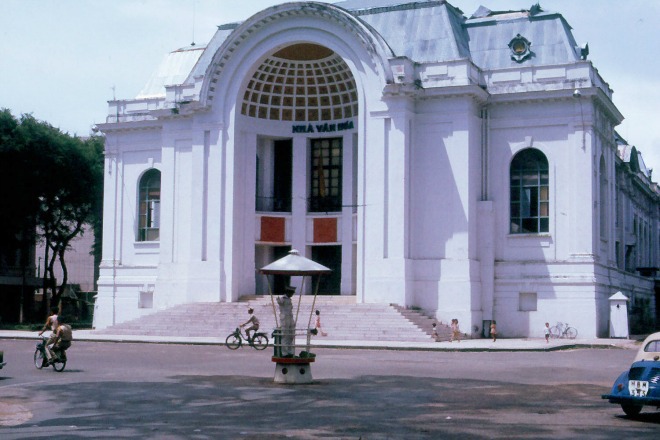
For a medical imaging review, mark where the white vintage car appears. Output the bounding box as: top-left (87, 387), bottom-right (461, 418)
top-left (602, 332), bottom-right (660, 416)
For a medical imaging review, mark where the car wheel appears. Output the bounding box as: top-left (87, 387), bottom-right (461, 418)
top-left (621, 403), bottom-right (642, 417)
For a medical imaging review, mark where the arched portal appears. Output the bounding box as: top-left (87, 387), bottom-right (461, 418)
top-left (240, 43), bottom-right (360, 297)
top-left (197, 3), bottom-right (392, 302)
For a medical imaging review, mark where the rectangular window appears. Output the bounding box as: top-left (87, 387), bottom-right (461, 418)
top-left (139, 199), bottom-right (160, 241)
top-left (256, 139), bottom-right (292, 213)
top-left (309, 138), bottom-right (342, 212)
top-left (519, 292), bottom-right (537, 311)
top-left (139, 291), bottom-right (154, 309)
top-left (148, 200), bottom-right (160, 228)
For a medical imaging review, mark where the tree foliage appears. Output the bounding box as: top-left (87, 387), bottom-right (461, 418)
top-left (0, 109), bottom-right (104, 317)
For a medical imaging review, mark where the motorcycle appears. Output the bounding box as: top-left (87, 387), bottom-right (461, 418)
top-left (34, 336), bottom-right (67, 372)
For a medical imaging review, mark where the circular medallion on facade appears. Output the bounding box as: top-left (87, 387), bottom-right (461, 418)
top-left (508, 34), bottom-right (532, 63)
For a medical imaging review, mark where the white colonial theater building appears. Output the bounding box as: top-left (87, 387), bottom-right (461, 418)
top-left (94, 0), bottom-right (659, 338)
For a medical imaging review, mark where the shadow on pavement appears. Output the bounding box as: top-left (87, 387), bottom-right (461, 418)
top-left (3, 375), bottom-right (659, 439)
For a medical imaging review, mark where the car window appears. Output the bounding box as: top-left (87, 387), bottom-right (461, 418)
top-left (644, 340), bottom-right (660, 352)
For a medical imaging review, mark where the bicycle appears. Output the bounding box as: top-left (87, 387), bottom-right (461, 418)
top-left (549, 322), bottom-right (578, 339)
top-left (34, 336), bottom-right (67, 372)
top-left (225, 327), bottom-right (269, 350)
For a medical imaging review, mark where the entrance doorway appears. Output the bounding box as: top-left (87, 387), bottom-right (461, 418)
top-left (311, 246), bottom-right (341, 294)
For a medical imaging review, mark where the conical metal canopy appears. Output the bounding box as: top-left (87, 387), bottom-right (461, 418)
top-left (260, 249), bottom-right (331, 276)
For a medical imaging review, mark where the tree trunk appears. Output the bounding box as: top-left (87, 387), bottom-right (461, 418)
top-left (41, 236), bottom-right (51, 319)
top-left (46, 245), bottom-right (59, 314)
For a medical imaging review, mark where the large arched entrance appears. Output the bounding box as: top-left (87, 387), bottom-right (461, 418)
top-left (246, 43), bottom-right (359, 295)
top-left (198, 2), bottom-right (394, 302)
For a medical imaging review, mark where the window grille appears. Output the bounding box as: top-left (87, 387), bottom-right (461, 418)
top-left (510, 149), bottom-right (549, 233)
top-left (138, 169), bottom-right (161, 241)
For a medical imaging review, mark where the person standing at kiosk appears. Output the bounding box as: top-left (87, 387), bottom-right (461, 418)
top-left (277, 286), bottom-right (296, 357)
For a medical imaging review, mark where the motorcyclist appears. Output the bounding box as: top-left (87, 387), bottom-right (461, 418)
top-left (48, 315), bottom-right (73, 363)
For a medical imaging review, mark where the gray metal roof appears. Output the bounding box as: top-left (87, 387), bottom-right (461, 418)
top-left (184, 25), bottom-right (238, 86)
top-left (136, 46), bottom-right (205, 99)
top-left (135, 1), bottom-right (583, 98)
top-left (334, 0), bottom-right (441, 12)
top-left (465, 9), bottom-right (580, 70)
top-left (341, 1), bottom-right (580, 67)
top-left (349, 1), bottom-right (470, 63)
top-left (617, 135), bottom-right (651, 178)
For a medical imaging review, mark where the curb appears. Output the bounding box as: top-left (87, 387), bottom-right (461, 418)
top-left (0, 331), bottom-right (637, 352)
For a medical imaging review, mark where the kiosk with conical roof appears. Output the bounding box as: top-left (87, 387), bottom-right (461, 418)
top-left (260, 249), bottom-right (331, 384)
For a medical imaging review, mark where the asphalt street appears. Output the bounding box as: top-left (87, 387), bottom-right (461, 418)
top-left (0, 339), bottom-right (658, 439)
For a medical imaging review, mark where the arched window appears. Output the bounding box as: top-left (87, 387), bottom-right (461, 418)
top-left (138, 169), bottom-right (161, 241)
top-left (510, 149), bottom-right (549, 234)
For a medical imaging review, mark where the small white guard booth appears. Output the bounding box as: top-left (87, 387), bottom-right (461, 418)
top-left (260, 250), bottom-right (331, 384)
top-left (609, 291), bottom-right (630, 339)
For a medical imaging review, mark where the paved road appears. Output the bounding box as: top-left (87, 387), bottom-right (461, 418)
top-left (0, 339), bottom-right (658, 439)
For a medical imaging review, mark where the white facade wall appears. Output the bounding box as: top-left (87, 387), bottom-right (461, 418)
top-left (93, 1), bottom-right (658, 337)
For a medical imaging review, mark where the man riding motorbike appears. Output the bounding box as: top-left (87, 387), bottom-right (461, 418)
top-left (47, 315), bottom-right (73, 364)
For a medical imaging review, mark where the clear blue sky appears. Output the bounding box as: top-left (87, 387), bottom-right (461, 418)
top-left (1, 0), bottom-right (658, 174)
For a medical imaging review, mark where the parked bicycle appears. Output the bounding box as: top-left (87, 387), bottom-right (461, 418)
top-left (549, 322), bottom-right (578, 339)
top-left (34, 336), bottom-right (67, 372)
top-left (225, 327), bottom-right (269, 350)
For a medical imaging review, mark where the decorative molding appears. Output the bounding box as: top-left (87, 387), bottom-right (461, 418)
top-left (202, 3), bottom-right (393, 105)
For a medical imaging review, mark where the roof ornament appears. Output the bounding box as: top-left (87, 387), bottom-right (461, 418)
top-left (470, 6), bottom-right (492, 19)
top-left (509, 34), bottom-right (533, 63)
top-left (529, 3), bottom-right (543, 16)
top-left (580, 43), bottom-right (589, 60)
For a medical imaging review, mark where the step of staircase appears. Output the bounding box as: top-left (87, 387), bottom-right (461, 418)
top-left (97, 296), bottom-right (451, 343)
top-left (390, 304), bottom-right (464, 342)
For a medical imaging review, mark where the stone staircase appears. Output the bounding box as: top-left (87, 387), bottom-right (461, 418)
top-left (390, 304), bottom-right (465, 342)
top-left (97, 295), bottom-right (451, 343)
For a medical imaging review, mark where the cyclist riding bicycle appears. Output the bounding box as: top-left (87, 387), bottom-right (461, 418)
top-left (48, 315), bottom-right (73, 363)
top-left (240, 308), bottom-right (260, 341)
top-left (38, 307), bottom-right (59, 353)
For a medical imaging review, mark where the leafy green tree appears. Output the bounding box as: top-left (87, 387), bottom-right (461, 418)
top-left (0, 110), bottom-right (33, 249)
top-left (0, 109), bottom-right (104, 319)
top-left (0, 110), bottom-right (38, 321)
top-left (85, 135), bottom-right (105, 289)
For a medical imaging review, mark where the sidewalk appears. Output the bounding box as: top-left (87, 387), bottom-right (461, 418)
top-left (0, 329), bottom-right (640, 352)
